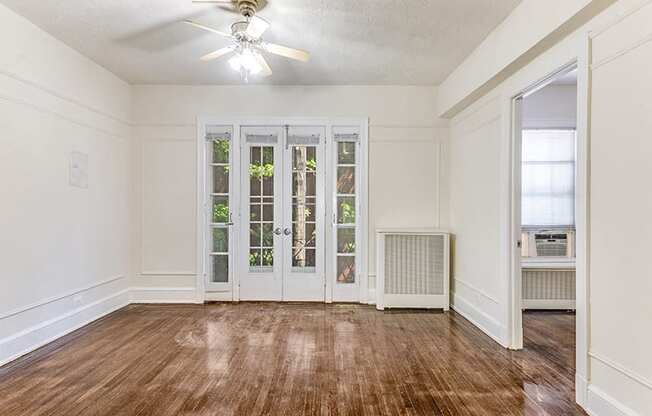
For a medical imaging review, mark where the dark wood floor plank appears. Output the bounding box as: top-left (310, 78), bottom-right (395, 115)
top-left (0, 304), bottom-right (585, 416)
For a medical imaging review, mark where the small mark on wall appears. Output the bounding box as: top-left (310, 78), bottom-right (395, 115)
top-left (69, 151), bottom-right (88, 188)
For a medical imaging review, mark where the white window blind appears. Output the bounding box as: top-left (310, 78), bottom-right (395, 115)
top-left (522, 129), bottom-right (576, 227)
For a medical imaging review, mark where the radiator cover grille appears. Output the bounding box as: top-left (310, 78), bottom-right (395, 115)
top-left (522, 269), bottom-right (576, 300)
top-left (384, 234), bottom-right (445, 295)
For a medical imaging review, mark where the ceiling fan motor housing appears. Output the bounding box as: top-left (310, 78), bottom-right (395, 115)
top-left (237, 0), bottom-right (259, 18)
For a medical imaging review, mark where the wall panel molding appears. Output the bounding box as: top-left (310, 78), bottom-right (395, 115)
top-left (454, 279), bottom-right (500, 304)
top-left (130, 287), bottom-right (200, 304)
top-left (590, 352), bottom-right (652, 391)
top-left (0, 275), bottom-right (126, 320)
top-left (0, 69), bottom-right (130, 126)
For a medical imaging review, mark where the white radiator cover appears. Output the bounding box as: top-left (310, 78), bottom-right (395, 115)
top-left (376, 229), bottom-right (450, 310)
top-left (522, 268), bottom-right (576, 310)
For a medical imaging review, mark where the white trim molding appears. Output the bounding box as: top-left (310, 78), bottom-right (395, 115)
top-left (129, 287), bottom-right (201, 304)
top-left (451, 292), bottom-right (508, 347)
top-left (0, 289), bottom-right (129, 367)
top-left (0, 275), bottom-right (125, 320)
top-left (587, 385), bottom-right (640, 416)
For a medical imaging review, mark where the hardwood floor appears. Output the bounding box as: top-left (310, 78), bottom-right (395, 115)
top-left (0, 304), bottom-right (584, 416)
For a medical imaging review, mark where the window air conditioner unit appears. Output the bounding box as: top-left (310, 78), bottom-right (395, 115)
top-left (521, 229), bottom-right (575, 258)
top-left (376, 229), bottom-right (450, 310)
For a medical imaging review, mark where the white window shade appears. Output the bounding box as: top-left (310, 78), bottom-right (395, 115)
top-left (522, 129), bottom-right (576, 227)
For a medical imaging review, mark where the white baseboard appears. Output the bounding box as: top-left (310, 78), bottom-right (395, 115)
top-left (130, 287), bottom-right (200, 304)
top-left (0, 289), bottom-right (130, 367)
top-left (523, 299), bottom-right (576, 310)
top-left (451, 291), bottom-right (508, 347)
top-left (204, 291), bottom-right (233, 302)
top-left (587, 385), bottom-right (640, 416)
top-left (577, 373), bottom-right (589, 409)
top-left (366, 288), bottom-right (376, 305)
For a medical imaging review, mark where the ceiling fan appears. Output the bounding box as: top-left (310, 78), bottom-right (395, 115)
top-left (185, 0), bottom-right (310, 81)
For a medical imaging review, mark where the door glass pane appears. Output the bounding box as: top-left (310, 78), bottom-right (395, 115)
top-left (291, 145), bottom-right (317, 270)
top-left (249, 146), bottom-right (274, 271)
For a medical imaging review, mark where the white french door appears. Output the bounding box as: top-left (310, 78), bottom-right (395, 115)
top-left (200, 118), bottom-right (367, 304)
top-left (239, 125), bottom-right (326, 301)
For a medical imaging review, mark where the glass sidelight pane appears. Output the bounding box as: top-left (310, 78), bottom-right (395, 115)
top-left (337, 256), bottom-right (355, 283)
top-left (211, 255), bottom-right (228, 283)
top-left (207, 127), bottom-right (231, 286)
top-left (337, 166), bottom-right (355, 194)
top-left (338, 142), bottom-right (355, 164)
top-left (337, 227), bottom-right (355, 253)
top-left (212, 196), bottom-right (229, 224)
top-left (212, 227), bottom-right (228, 253)
top-left (212, 139), bottom-right (230, 164)
top-left (337, 197), bottom-right (356, 224)
top-left (213, 166), bottom-right (229, 194)
top-left (250, 145), bottom-right (274, 270)
top-left (336, 138), bottom-right (357, 285)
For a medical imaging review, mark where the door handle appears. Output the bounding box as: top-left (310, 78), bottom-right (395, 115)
top-left (274, 227), bottom-right (282, 235)
top-left (283, 227), bottom-right (292, 236)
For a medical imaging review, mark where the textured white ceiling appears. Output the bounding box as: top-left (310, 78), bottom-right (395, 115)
top-left (1, 0), bottom-right (521, 85)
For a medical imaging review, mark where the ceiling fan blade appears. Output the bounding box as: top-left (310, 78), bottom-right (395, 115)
top-left (246, 16), bottom-right (270, 38)
top-left (255, 53), bottom-right (273, 77)
top-left (183, 20), bottom-right (232, 38)
top-left (262, 43), bottom-right (310, 62)
top-left (200, 45), bottom-right (236, 61)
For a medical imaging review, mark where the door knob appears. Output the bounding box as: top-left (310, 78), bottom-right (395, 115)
top-left (283, 227), bottom-right (292, 236)
top-left (274, 227), bottom-right (282, 235)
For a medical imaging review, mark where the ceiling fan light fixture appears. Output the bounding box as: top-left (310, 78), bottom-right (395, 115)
top-left (229, 48), bottom-right (262, 76)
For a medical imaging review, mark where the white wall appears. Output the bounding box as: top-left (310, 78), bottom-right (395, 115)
top-left (438, 0), bottom-right (616, 117)
top-left (0, 4), bottom-right (132, 365)
top-left (130, 85), bottom-right (449, 301)
top-left (588, 2), bottom-right (652, 414)
top-left (447, 0), bottom-right (652, 414)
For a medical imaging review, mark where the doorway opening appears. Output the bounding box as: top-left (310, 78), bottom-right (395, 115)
top-left (513, 65), bottom-right (579, 368)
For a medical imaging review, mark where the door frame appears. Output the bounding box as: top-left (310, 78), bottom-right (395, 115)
top-left (506, 37), bottom-right (590, 407)
top-left (196, 117), bottom-right (369, 304)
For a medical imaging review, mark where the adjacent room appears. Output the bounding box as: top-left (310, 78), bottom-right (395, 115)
top-left (519, 67), bottom-right (579, 382)
top-left (1, 1), bottom-right (651, 415)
